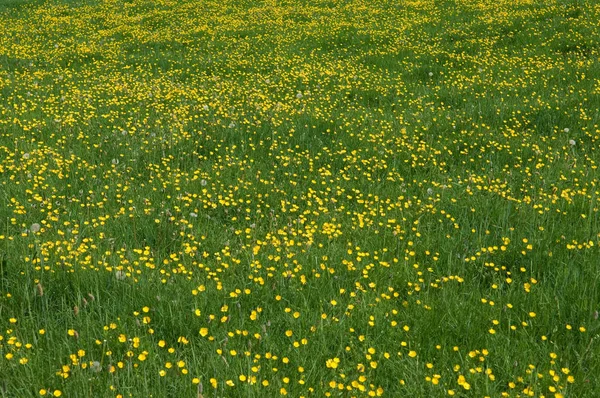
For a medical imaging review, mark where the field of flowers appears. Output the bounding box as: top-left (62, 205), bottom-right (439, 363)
top-left (1, 0), bottom-right (599, 396)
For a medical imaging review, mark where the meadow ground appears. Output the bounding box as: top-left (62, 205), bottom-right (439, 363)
top-left (1, 0), bottom-right (600, 396)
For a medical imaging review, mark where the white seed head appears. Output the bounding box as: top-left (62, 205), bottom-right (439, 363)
top-left (115, 270), bottom-right (126, 280)
top-left (90, 361), bottom-right (102, 373)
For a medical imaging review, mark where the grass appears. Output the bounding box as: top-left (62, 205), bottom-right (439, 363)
top-left (0, 0), bottom-right (600, 396)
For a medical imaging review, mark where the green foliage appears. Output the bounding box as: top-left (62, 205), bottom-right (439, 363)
top-left (0, 0), bottom-right (599, 396)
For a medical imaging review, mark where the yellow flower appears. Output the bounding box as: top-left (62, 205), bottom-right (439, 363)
top-left (326, 357), bottom-right (340, 369)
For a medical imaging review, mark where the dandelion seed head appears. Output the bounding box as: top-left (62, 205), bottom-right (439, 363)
top-left (90, 361), bottom-right (102, 373)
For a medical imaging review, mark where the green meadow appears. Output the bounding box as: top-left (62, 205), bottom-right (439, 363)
top-left (1, 0), bottom-right (600, 396)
